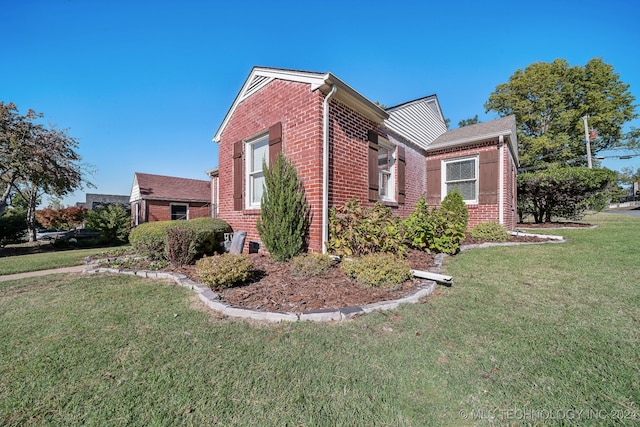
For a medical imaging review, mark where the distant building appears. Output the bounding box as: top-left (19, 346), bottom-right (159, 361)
top-left (77, 193), bottom-right (131, 212)
top-left (129, 172), bottom-right (213, 226)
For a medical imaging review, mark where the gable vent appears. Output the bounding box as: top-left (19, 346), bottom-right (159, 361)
top-left (426, 99), bottom-right (439, 115)
top-left (243, 75), bottom-right (273, 100)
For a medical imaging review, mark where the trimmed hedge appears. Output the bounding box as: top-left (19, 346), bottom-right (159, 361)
top-left (129, 218), bottom-right (232, 261)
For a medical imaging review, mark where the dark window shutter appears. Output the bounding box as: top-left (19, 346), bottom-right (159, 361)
top-left (367, 130), bottom-right (379, 202)
top-left (233, 140), bottom-right (243, 211)
top-left (479, 149), bottom-right (500, 204)
top-left (397, 145), bottom-right (406, 204)
top-left (268, 122), bottom-right (282, 166)
top-left (426, 158), bottom-right (441, 206)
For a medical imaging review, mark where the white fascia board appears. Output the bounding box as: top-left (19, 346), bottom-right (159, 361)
top-left (213, 68), bottom-right (388, 142)
top-left (323, 73), bottom-right (389, 123)
top-left (213, 68), bottom-right (326, 143)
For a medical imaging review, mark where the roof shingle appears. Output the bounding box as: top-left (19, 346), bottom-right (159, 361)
top-left (133, 172), bottom-right (211, 202)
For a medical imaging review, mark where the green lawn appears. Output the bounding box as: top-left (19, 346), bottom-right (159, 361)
top-left (0, 213), bottom-right (638, 426)
top-left (0, 246), bottom-right (129, 275)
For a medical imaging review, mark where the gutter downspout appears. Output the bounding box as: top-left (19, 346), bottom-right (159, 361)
top-left (322, 85), bottom-right (338, 254)
top-left (498, 135), bottom-right (505, 225)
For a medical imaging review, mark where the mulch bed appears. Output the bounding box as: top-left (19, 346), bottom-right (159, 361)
top-left (215, 250), bottom-right (434, 314)
top-left (170, 232), bottom-right (558, 314)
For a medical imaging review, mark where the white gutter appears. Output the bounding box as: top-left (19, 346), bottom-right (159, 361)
top-left (499, 135), bottom-right (505, 225)
top-left (322, 85), bottom-right (338, 254)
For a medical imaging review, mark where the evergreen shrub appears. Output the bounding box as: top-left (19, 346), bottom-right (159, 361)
top-left (341, 253), bottom-right (412, 288)
top-left (166, 227), bottom-right (197, 266)
top-left (289, 253), bottom-right (333, 278)
top-left (129, 218), bottom-right (232, 261)
top-left (256, 153), bottom-right (309, 262)
top-left (404, 190), bottom-right (468, 254)
top-left (196, 254), bottom-right (253, 289)
top-left (469, 221), bottom-right (509, 242)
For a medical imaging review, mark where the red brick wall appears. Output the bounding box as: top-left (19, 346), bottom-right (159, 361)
top-left (216, 78), bottom-right (517, 254)
top-left (327, 100), bottom-right (375, 208)
top-left (146, 201), bottom-right (210, 222)
top-left (426, 140), bottom-right (517, 230)
top-left (217, 79), bottom-right (325, 252)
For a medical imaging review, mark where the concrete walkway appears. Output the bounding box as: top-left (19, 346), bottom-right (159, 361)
top-left (0, 265), bottom-right (90, 282)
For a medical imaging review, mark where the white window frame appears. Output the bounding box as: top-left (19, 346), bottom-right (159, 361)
top-left (441, 156), bottom-right (479, 204)
top-left (378, 138), bottom-right (396, 202)
top-left (245, 133), bottom-right (269, 209)
top-left (170, 203), bottom-right (189, 220)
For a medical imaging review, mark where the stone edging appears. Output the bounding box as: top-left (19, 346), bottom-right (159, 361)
top-left (83, 259), bottom-right (438, 323)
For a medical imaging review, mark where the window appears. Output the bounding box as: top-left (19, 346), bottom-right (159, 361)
top-left (170, 204), bottom-right (188, 220)
top-left (246, 133), bottom-right (269, 208)
top-left (443, 157), bottom-right (478, 203)
top-left (378, 140), bottom-right (395, 201)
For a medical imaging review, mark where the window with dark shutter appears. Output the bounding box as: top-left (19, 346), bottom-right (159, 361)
top-left (367, 130), bottom-right (379, 202)
top-left (479, 149), bottom-right (499, 204)
top-left (426, 158), bottom-right (441, 205)
top-left (233, 140), bottom-right (243, 211)
top-left (397, 145), bottom-right (406, 204)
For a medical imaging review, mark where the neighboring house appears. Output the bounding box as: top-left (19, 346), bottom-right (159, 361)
top-left (77, 193), bottom-right (131, 213)
top-left (213, 66), bottom-right (519, 253)
top-left (129, 172), bottom-right (212, 225)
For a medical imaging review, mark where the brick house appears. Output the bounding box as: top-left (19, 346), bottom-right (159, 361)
top-left (129, 172), bottom-right (213, 225)
top-left (213, 67), bottom-right (518, 253)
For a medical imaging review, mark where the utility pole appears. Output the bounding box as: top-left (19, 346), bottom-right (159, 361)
top-left (582, 115), bottom-right (593, 169)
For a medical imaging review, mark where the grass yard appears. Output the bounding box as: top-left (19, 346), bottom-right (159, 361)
top-left (0, 213), bottom-right (638, 426)
top-left (0, 246), bottom-right (128, 275)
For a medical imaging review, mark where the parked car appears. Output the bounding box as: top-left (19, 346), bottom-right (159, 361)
top-left (66, 229), bottom-right (102, 240)
top-left (35, 228), bottom-right (71, 241)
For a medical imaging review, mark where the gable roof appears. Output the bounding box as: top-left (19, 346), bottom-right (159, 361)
top-left (130, 172), bottom-right (211, 203)
top-left (426, 115), bottom-right (519, 162)
top-left (383, 95), bottom-right (448, 150)
top-left (212, 66), bottom-right (389, 142)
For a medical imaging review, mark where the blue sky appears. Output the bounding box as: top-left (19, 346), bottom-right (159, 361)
top-left (2, 0), bottom-right (640, 206)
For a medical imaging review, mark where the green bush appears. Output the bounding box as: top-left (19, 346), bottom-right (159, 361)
top-left (257, 153), bottom-right (310, 262)
top-left (129, 221), bottom-right (169, 260)
top-left (326, 198), bottom-right (406, 257)
top-left (436, 189), bottom-right (469, 254)
top-left (166, 227), bottom-right (197, 267)
top-left (85, 204), bottom-right (131, 244)
top-left (469, 221), bottom-right (509, 242)
top-left (129, 218), bottom-right (232, 261)
top-left (341, 253), bottom-right (412, 288)
top-left (289, 253), bottom-right (334, 278)
top-left (518, 167), bottom-right (616, 223)
top-left (195, 254), bottom-right (253, 289)
top-left (403, 195), bottom-right (433, 251)
top-left (404, 190), bottom-right (469, 254)
top-left (0, 208), bottom-right (27, 245)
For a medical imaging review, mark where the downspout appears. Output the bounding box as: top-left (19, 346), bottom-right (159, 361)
top-left (322, 84), bottom-right (338, 253)
top-left (498, 135), bottom-right (505, 225)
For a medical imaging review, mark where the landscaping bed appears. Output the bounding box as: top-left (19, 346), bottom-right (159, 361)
top-left (99, 232), bottom-right (557, 314)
